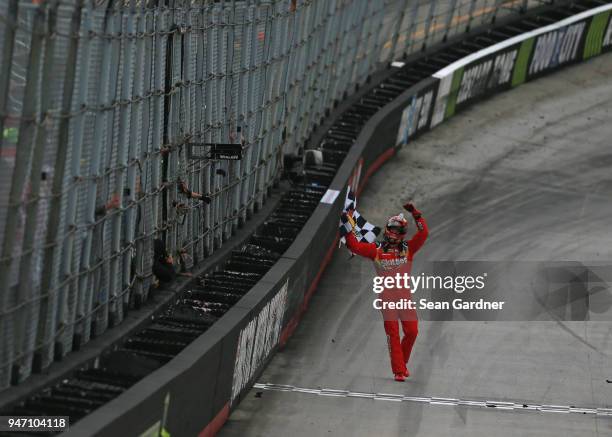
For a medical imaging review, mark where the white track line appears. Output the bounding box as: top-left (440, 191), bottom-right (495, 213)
top-left (253, 383), bottom-right (612, 417)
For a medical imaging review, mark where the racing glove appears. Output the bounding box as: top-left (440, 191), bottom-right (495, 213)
top-left (403, 202), bottom-right (422, 219)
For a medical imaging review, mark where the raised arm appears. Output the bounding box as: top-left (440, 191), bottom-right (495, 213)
top-left (345, 231), bottom-right (378, 259)
top-left (404, 203), bottom-right (429, 254)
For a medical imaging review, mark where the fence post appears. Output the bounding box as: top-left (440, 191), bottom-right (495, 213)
top-left (492, 0), bottom-right (506, 24)
top-left (0, 0), bottom-right (18, 152)
top-left (466, 0), bottom-right (478, 33)
top-left (0, 0), bottom-right (47, 386)
top-left (34, 0), bottom-right (84, 373)
top-left (443, 0), bottom-right (460, 42)
top-left (388, 0), bottom-right (410, 63)
top-left (151, 8), bottom-right (166, 252)
top-left (77, 4), bottom-right (116, 345)
top-left (124, 7), bottom-right (146, 308)
top-left (56, 0), bottom-right (95, 359)
top-left (421, 0), bottom-right (437, 51)
top-left (253, 0), bottom-right (274, 211)
top-left (107, 6), bottom-right (136, 328)
top-left (12, 0), bottom-right (61, 384)
top-left (235, 1), bottom-right (251, 227)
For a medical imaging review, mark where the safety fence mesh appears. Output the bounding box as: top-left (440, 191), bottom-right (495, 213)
top-left (0, 0), bottom-right (546, 390)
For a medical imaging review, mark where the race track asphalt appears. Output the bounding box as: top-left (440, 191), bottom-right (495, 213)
top-left (219, 53), bottom-right (612, 437)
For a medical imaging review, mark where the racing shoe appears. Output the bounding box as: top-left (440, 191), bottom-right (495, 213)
top-left (404, 369), bottom-right (410, 378)
top-left (394, 373), bottom-right (406, 382)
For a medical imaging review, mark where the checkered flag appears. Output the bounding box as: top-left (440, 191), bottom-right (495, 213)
top-left (339, 189), bottom-right (381, 246)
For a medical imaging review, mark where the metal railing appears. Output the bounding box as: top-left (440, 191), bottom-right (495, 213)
top-left (0, 0), bottom-right (546, 391)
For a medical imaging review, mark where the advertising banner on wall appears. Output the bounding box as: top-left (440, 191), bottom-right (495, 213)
top-left (421, 3), bottom-right (612, 137)
top-left (581, 8), bottom-right (612, 59)
top-left (396, 82), bottom-right (439, 146)
top-left (230, 280), bottom-right (289, 405)
top-left (441, 45), bottom-right (520, 120)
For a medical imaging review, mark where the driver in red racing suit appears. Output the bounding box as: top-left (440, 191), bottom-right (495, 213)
top-left (344, 203), bottom-right (428, 381)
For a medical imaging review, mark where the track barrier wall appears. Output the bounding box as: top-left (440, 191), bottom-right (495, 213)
top-left (59, 2), bottom-right (612, 436)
